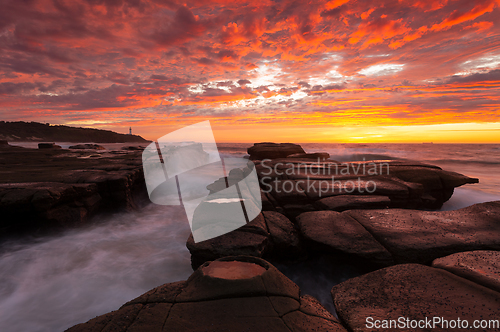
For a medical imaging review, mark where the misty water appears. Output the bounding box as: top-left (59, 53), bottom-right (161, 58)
top-left (1, 143), bottom-right (500, 331)
top-left (0, 205), bottom-right (193, 332)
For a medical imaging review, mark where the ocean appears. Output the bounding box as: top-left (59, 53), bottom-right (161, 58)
top-left (1, 143), bottom-right (499, 332)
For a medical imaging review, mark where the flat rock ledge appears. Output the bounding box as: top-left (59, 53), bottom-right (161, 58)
top-left (248, 142), bottom-right (478, 215)
top-left (187, 211), bottom-right (302, 269)
top-left (332, 263), bottom-right (500, 332)
top-left (66, 256), bottom-right (347, 332)
top-left (188, 142), bottom-right (486, 268)
top-left (299, 201), bottom-right (500, 265)
top-left (432, 250), bottom-right (500, 293)
top-left (188, 201), bottom-right (500, 268)
top-left (0, 145), bottom-right (147, 236)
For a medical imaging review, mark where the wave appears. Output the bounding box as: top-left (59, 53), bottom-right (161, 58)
top-left (440, 188), bottom-right (500, 211)
top-left (0, 204), bottom-right (193, 332)
top-left (432, 159), bottom-right (500, 166)
top-left (329, 153), bottom-right (403, 162)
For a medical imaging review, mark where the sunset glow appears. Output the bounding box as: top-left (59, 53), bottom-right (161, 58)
top-left (1, 0), bottom-right (500, 142)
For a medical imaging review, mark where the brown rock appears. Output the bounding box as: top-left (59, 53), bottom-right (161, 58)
top-left (67, 304), bottom-right (144, 332)
top-left (347, 201), bottom-right (500, 263)
top-left (282, 294), bottom-right (346, 332)
top-left (248, 142), bottom-right (305, 160)
top-left (263, 211), bottom-right (301, 257)
top-left (0, 146), bottom-right (148, 235)
top-left (315, 194), bottom-right (391, 211)
top-left (69, 144), bottom-right (105, 150)
top-left (121, 146), bottom-right (145, 151)
top-left (287, 152), bottom-right (330, 160)
top-left (187, 212), bottom-right (305, 269)
top-left (332, 264), bottom-right (500, 332)
top-left (67, 256), bottom-right (346, 332)
top-left (186, 215), bottom-right (270, 269)
top-left (297, 211), bottom-right (394, 265)
top-left (388, 165), bottom-right (478, 208)
top-left (432, 251), bottom-right (500, 292)
top-left (38, 142), bottom-right (62, 149)
top-left (267, 179), bottom-right (311, 204)
top-left (254, 152), bottom-right (478, 210)
top-left (0, 182), bottom-right (101, 234)
top-left (299, 177), bottom-right (409, 200)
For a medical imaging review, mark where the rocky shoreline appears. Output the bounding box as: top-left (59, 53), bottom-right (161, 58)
top-left (2, 141), bottom-right (498, 331)
top-left (64, 142), bottom-right (499, 331)
top-left (0, 142), bottom-right (148, 237)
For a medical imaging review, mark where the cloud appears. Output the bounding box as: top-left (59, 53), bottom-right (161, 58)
top-left (146, 5), bottom-right (215, 48)
top-left (0, 0), bottom-right (499, 137)
top-left (447, 68), bottom-right (500, 84)
top-left (359, 64), bottom-right (405, 76)
top-left (431, 0), bottom-right (497, 31)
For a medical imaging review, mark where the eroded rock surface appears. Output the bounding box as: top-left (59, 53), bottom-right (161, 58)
top-left (297, 211), bottom-right (394, 266)
top-left (332, 264), bottom-right (500, 332)
top-left (38, 142), bottom-right (61, 149)
top-left (256, 158), bottom-right (478, 215)
top-left (66, 256), bottom-right (347, 332)
top-left (347, 201), bottom-right (500, 263)
top-left (433, 251), bottom-right (500, 293)
top-left (0, 146), bottom-right (147, 236)
top-left (297, 202), bottom-right (500, 264)
top-left (248, 142), bottom-right (305, 160)
top-left (190, 200), bottom-right (500, 269)
top-left (69, 144), bottom-right (105, 150)
top-left (187, 212), bottom-right (301, 269)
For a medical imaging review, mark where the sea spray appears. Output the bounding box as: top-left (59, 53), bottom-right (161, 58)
top-left (0, 204), bottom-right (192, 332)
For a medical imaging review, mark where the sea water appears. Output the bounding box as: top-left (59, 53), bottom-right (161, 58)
top-left (0, 143), bottom-right (499, 331)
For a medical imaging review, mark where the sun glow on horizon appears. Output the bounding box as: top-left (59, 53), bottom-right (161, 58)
top-left (1, 0), bottom-right (499, 143)
top-left (102, 122), bottom-right (500, 144)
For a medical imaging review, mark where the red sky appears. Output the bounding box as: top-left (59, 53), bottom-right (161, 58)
top-left (1, 0), bottom-right (500, 142)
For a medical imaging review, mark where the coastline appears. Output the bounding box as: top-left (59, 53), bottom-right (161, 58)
top-left (68, 142), bottom-right (500, 331)
top-left (1, 142), bottom-right (499, 332)
top-left (0, 143), bottom-right (148, 238)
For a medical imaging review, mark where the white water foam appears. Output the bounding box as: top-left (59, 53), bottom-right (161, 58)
top-left (0, 204), bottom-right (192, 332)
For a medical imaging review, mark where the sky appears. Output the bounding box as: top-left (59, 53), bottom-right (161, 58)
top-left (1, 0), bottom-right (500, 143)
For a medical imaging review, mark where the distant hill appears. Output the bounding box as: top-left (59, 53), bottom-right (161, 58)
top-left (0, 121), bottom-right (148, 143)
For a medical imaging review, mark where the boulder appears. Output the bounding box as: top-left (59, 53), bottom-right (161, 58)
top-left (287, 152), bottom-right (330, 160)
top-left (315, 194), bottom-right (391, 211)
top-left (186, 214), bottom-right (270, 269)
top-left (254, 157), bottom-right (478, 210)
top-left (38, 142), bottom-right (62, 149)
top-left (0, 146), bottom-right (148, 236)
top-left (347, 201), bottom-right (500, 263)
top-left (187, 212), bottom-right (302, 269)
top-left (0, 182), bottom-right (101, 235)
top-left (332, 264), bottom-right (500, 332)
top-left (248, 143), bottom-right (305, 160)
top-left (387, 165), bottom-right (478, 208)
top-left (69, 144), bottom-right (105, 150)
top-left (267, 179), bottom-right (311, 204)
top-left (294, 201), bottom-right (500, 265)
top-left (432, 251), bottom-right (500, 293)
top-left (121, 145), bottom-right (145, 151)
top-left (297, 211), bottom-right (394, 266)
top-left (263, 211), bottom-right (302, 257)
top-left (67, 256), bottom-right (347, 332)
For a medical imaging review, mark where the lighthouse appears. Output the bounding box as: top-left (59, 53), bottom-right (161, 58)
top-left (129, 127), bottom-right (132, 135)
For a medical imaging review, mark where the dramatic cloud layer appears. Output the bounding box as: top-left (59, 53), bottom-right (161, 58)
top-left (1, 0), bottom-right (500, 141)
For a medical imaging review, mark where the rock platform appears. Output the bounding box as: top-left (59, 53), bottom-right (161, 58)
top-left (29, 142), bottom-right (500, 331)
top-left (0, 143), bottom-right (147, 236)
top-left (66, 256), bottom-right (348, 332)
